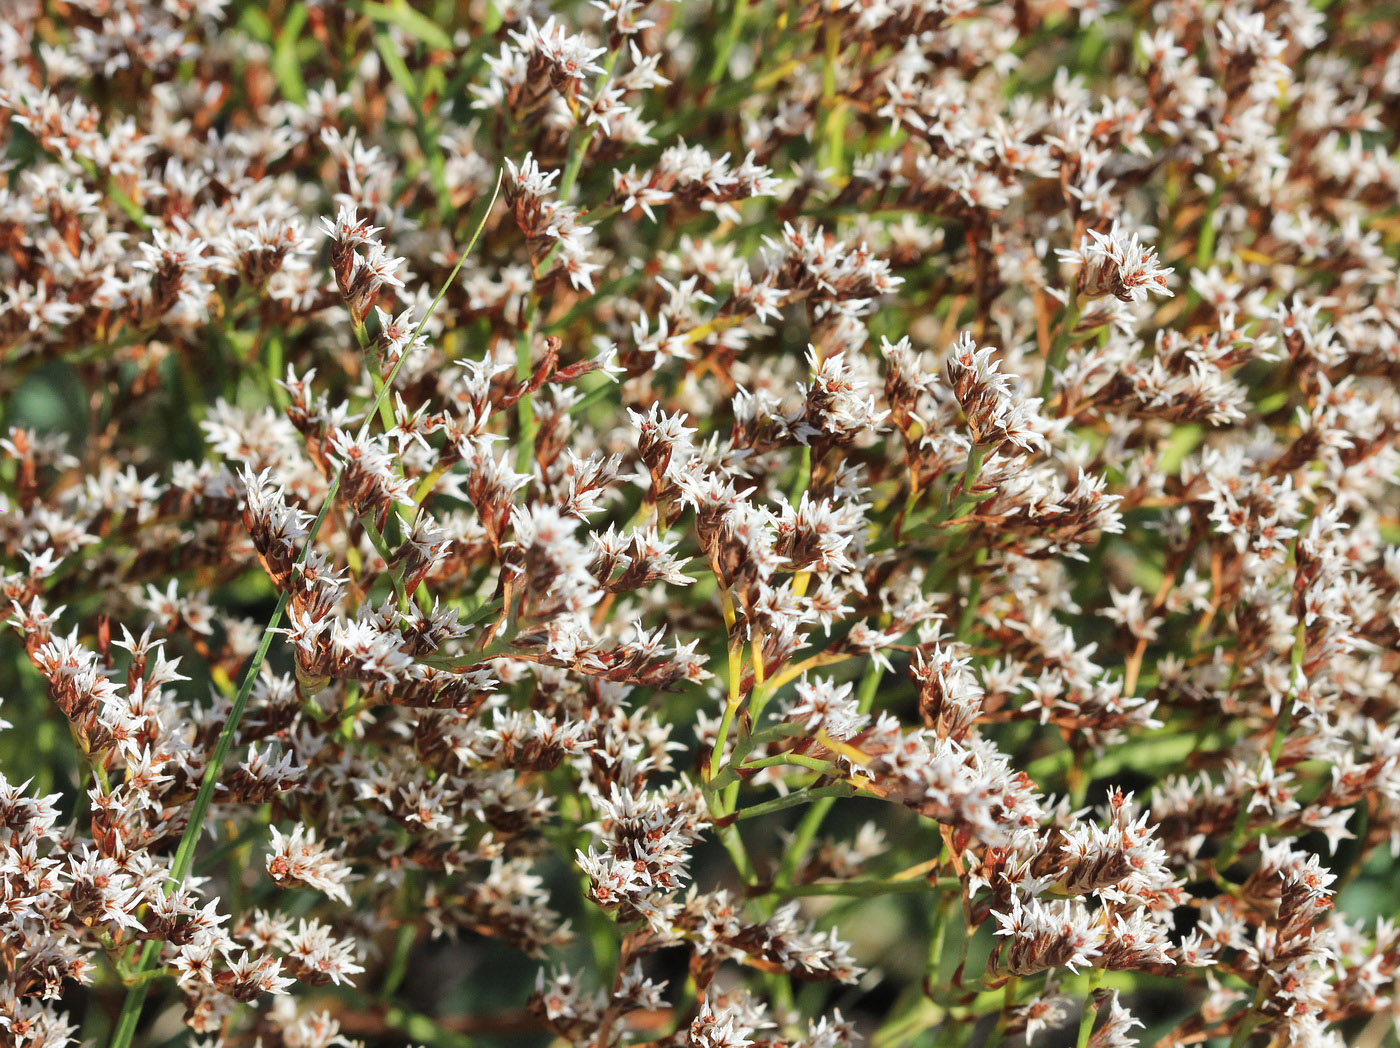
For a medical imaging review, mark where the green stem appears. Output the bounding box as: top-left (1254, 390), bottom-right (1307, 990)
top-left (733, 783), bottom-right (855, 822)
top-left (707, 0), bottom-right (749, 84)
top-left (984, 976), bottom-right (1021, 1048)
top-left (775, 876), bottom-right (960, 899)
top-left (1226, 982), bottom-right (1270, 1048)
top-left (930, 442), bottom-right (989, 529)
top-left (774, 660), bottom-right (884, 886)
top-left (514, 308), bottom-right (538, 474)
top-left (511, 51), bottom-right (624, 477)
top-left (704, 788), bottom-right (756, 882)
top-left (926, 893), bottom-right (952, 988)
top-left (108, 587), bottom-right (292, 1048)
top-left (740, 752), bottom-right (836, 775)
top-left (1196, 180), bottom-right (1225, 269)
top-left (788, 444), bottom-right (812, 504)
top-left (955, 552), bottom-right (986, 642)
top-left (1040, 290), bottom-right (1082, 401)
top-left (820, 18), bottom-right (846, 172)
top-left (380, 920), bottom-right (418, 1003)
top-left (1074, 969), bottom-right (1105, 1048)
top-left (369, 368), bottom-right (398, 435)
top-left (558, 48), bottom-right (623, 201)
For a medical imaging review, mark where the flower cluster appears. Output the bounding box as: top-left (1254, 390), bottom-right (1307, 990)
top-left (1, 1), bottom-right (1399, 1048)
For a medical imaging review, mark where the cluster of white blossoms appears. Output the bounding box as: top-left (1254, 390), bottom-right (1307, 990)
top-left (1, 1), bottom-right (1399, 1048)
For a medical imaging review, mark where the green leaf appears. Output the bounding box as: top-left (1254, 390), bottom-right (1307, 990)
top-left (373, 29), bottom-right (421, 103)
top-left (273, 3), bottom-right (310, 104)
top-left (238, 6), bottom-right (274, 43)
top-left (1158, 423), bottom-right (1204, 476)
top-left (362, 1), bottom-right (454, 51)
top-left (421, 64), bottom-right (447, 98)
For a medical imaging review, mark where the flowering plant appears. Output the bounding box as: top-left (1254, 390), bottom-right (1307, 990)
top-left (1, 2), bottom-right (1398, 1048)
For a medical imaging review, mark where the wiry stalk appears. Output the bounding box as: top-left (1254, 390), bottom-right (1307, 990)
top-left (107, 171), bottom-right (502, 1048)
